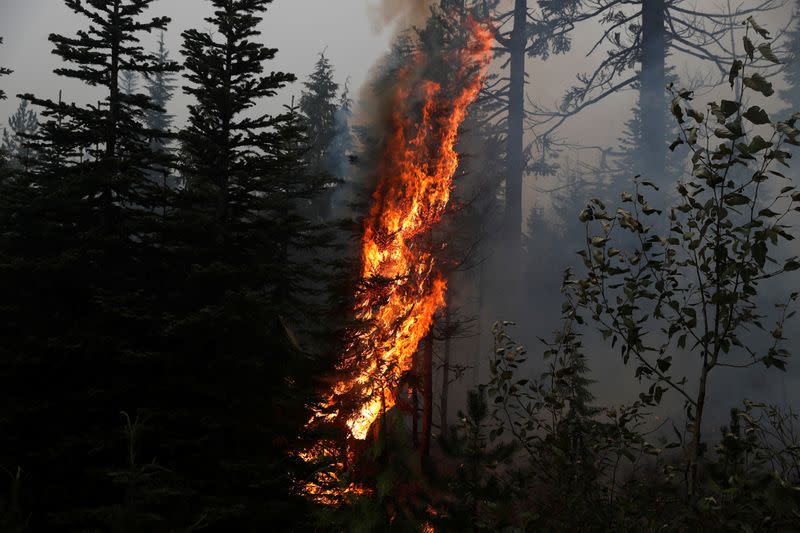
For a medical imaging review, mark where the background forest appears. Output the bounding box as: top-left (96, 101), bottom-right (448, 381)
top-left (1, 0), bottom-right (800, 532)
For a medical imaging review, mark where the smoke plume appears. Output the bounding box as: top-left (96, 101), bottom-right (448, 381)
top-left (367, 0), bottom-right (436, 33)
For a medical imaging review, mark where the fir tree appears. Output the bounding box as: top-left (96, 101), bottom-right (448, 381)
top-left (0, 36), bottom-right (13, 167)
top-left (0, 1), bottom-right (181, 530)
top-left (299, 51), bottom-right (339, 175)
top-left (328, 78), bottom-right (354, 183)
top-left (781, 1), bottom-right (800, 116)
top-left (143, 31), bottom-right (175, 154)
top-left (120, 68), bottom-right (138, 95)
top-left (299, 51), bottom-right (341, 220)
top-left (0, 36), bottom-right (11, 102)
top-left (167, 1), bottom-right (334, 528)
top-left (0, 98), bottom-right (38, 169)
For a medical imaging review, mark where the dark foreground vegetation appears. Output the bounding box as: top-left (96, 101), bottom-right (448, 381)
top-left (0, 0), bottom-right (799, 532)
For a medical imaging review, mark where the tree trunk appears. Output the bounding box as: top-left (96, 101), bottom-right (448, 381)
top-left (474, 243), bottom-right (486, 387)
top-left (412, 384), bottom-right (419, 449)
top-left (440, 304), bottom-right (451, 436)
top-left (420, 333), bottom-right (434, 460)
top-left (105, 1), bottom-right (121, 230)
top-left (506, 0), bottom-right (526, 255)
top-left (689, 363), bottom-right (708, 496)
top-left (640, 0), bottom-right (667, 186)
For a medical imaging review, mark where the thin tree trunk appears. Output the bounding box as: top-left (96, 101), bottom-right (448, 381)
top-left (506, 0), bottom-right (526, 255)
top-left (412, 384), bottom-right (419, 449)
top-left (105, 1), bottom-right (121, 230)
top-left (689, 363), bottom-right (709, 496)
top-left (421, 332), bottom-right (434, 460)
top-left (440, 304), bottom-right (451, 436)
top-left (640, 0), bottom-right (667, 186)
top-left (474, 252), bottom-right (485, 387)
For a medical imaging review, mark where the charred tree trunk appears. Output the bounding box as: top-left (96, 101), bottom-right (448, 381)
top-left (439, 304), bottom-right (451, 436)
top-left (640, 0), bottom-right (667, 186)
top-left (506, 0), bottom-right (526, 255)
top-left (412, 385), bottom-right (419, 449)
top-left (420, 332), bottom-right (434, 460)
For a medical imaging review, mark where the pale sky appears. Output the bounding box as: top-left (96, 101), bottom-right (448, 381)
top-left (0, 0), bottom-right (397, 125)
top-left (0, 0), bottom-right (793, 170)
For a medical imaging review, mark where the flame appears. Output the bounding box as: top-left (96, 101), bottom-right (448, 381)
top-left (338, 20), bottom-right (492, 440)
top-left (300, 18), bottom-right (492, 502)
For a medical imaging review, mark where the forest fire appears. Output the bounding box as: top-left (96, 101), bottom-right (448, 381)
top-left (300, 18), bottom-right (492, 500)
top-left (328, 19), bottom-right (491, 441)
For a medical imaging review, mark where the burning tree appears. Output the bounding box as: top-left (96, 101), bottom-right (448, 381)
top-left (302, 15), bottom-right (493, 505)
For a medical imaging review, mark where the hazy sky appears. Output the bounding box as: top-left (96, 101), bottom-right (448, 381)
top-left (0, 0), bottom-right (792, 169)
top-left (0, 0), bottom-right (397, 124)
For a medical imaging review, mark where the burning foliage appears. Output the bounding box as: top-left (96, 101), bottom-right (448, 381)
top-left (301, 17), bottom-right (492, 500)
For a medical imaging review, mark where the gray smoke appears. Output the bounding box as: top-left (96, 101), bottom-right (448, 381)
top-left (367, 0), bottom-right (436, 33)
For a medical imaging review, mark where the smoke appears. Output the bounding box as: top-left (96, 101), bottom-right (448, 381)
top-left (367, 0), bottom-right (436, 33)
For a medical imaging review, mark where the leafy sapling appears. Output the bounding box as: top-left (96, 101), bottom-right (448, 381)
top-left (567, 17), bottom-right (800, 496)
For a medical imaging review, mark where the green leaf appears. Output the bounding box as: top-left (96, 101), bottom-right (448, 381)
top-left (748, 135), bottom-right (773, 153)
top-left (758, 42), bottom-right (780, 64)
top-left (753, 241), bottom-right (767, 267)
top-left (671, 98), bottom-right (684, 124)
top-left (743, 73), bottom-right (774, 97)
top-left (784, 260), bottom-right (800, 271)
top-left (748, 16), bottom-right (771, 39)
top-left (743, 106), bottom-right (770, 125)
top-left (720, 99), bottom-right (740, 118)
top-left (743, 36), bottom-right (755, 60)
top-left (687, 108), bottom-right (705, 123)
top-left (729, 60), bottom-right (743, 88)
top-left (723, 192), bottom-right (750, 206)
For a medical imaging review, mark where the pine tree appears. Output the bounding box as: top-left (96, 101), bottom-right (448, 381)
top-left (0, 36), bottom-right (13, 167)
top-left (143, 31), bottom-right (175, 154)
top-left (299, 51), bottom-right (339, 175)
top-left (328, 79), bottom-right (354, 182)
top-left (1, 98), bottom-right (38, 169)
top-left (166, 1), bottom-right (334, 528)
top-left (781, 1), bottom-right (800, 115)
top-left (0, 36), bottom-right (11, 102)
top-left (120, 69), bottom-right (138, 95)
top-left (299, 51), bottom-right (340, 220)
top-left (0, 1), bottom-right (181, 530)
top-left (614, 67), bottom-right (684, 201)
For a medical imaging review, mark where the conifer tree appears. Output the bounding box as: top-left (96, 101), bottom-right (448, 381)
top-left (120, 69), bottom-right (138, 95)
top-left (300, 51), bottom-right (339, 175)
top-left (0, 36), bottom-right (13, 167)
top-left (1, 99), bottom-right (38, 169)
top-left (169, 1), bottom-right (334, 528)
top-left (143, 31), bottom-right (175, 154)
top-left (331, 79), bottom-right (354, 176)
top-left (0, 36), bottom-right (10, 102)
top-left (0, 2), bottom-right (180, 530)
top-left (781, 1), bottom-right (800, 114)
top-left (299, 52), bottom-right (340, 220)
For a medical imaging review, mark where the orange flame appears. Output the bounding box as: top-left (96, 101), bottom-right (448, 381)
top-left (328, 20), bottom-right (493, 441)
